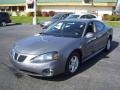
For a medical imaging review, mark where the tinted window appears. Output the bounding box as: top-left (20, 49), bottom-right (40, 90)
top-left (89, 15), bottom-right (96, 18)
top-left (43, 21), bottom-right (86, 38)
top-left (61, 14), bottom-right (67, 19)
top-left (66, 15), bottom-right (80, 19)
top-left (85, 22), bottom-right (94, 35)
top-left (80, 15), bottom-right (87, 19)
top-left (52, 14), bottom-right (62, 19)
top-left (94, 21), bottom-right (105, 32)
top-left (80, 15), bottom-right (96, 19)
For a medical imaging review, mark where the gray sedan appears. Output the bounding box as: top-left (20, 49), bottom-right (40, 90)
top-left (9, 19), bottom-right (113, 77)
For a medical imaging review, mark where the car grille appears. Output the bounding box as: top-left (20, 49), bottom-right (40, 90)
top-left (14, 53), bottom-right (27, 62)
top-left (18, 55), bottom-right (27, 62)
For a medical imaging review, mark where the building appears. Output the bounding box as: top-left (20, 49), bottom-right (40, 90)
top-left (0, 0), bottom-right (117, 16)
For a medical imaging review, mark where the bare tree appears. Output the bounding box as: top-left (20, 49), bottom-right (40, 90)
top-left (115, 0), bottom-right (120, 14)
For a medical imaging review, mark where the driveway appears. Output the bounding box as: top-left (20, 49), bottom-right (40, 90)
top-left (0, 25), bottom-right (120, 90)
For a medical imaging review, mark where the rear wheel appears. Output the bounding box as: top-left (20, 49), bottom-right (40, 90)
top-left (105, 38), bottom-right (111, 51)
top-left (66, 52), bottom-right (81, 75)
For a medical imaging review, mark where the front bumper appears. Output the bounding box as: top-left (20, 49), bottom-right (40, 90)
top-left (9, 54), bottom-right (64, 77)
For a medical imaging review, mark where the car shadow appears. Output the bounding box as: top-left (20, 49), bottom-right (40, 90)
top-left (7, 23), bottom-right (22, 26)
top-left (31, 41), bottom-right (119, 81)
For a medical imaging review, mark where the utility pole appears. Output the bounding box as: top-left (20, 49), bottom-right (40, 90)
top-left (33, 0), bottom-right (37, 25)
top-left (26, 0), bottom-right (37, 25)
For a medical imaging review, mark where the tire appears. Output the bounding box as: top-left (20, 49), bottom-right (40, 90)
top-left (1, 22), bottom-right (7, 27)
top-left (65, 52), bottom-right (81, 75)
top-left (105, 38), bottom-right (111, 51)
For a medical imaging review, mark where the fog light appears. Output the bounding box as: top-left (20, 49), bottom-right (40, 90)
top-left (42, 69), bottom-right (54, 76)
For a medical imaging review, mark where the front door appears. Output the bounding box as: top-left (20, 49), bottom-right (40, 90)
top-left (82, 22), bottom-right (97, 60)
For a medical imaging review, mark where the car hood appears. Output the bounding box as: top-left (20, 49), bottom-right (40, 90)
top-left (14, 35), bottom-right (77, 55)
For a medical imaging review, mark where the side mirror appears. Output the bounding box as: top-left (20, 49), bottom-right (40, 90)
top-left (85, 32), bottom-right (94, 38)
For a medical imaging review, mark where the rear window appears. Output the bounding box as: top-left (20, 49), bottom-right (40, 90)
top-left (52, 14), bottom-right (63, 19)
top-left (80, 14), bottom-right (96, 19)
top-left (66, 15), bottom-right (80, 19)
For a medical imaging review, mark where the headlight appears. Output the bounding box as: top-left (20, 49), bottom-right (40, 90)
top-left (31, 51), bottom-right (59, 63)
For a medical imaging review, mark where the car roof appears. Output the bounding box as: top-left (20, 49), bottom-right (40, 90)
top-left (70, 13), bottom-right (97, 16)
top-left (56, 13), bottom-right (72, 15)
top-left (62, 19), bottom-right (98, 23)
top-left (70, 14), bottom-right (80, 15)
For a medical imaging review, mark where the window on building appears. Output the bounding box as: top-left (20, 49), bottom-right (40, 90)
top-left (6, 7), bottom-right (11, 11)
top-left (28, 3), bottom-right (34, 9)
top-left (83, 0), bottom-right (92, 4)
top-left (12, 6), bottom-right (17, 11)
top-left (19, 6), bottom-right (24, 11)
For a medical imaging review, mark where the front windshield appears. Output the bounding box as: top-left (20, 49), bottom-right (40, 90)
top-left (52, 14), bottom-right (62, 19)
top-left (66, 15), bottom-right (80, 19)
top-left (43, 21), bottom-right (86, 38)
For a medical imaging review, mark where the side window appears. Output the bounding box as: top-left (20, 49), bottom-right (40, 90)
top-left (85, 22), bottom-right (94, 35)
top-left (94, 21), bottom-right (105, 32)
top-left (81, 15), bottom-right (91, 19)
top-left (63, 14), bottom-right (69, 19)
top-left (80, 15), bottom-right (86, 19)
top-left (61, 15), bottom-right (66, 19)
top-left (89, 15), bottom-right (96, 19)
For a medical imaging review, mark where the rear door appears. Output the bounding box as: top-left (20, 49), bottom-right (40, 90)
top-left (93, 21), bottom-right (108, 52)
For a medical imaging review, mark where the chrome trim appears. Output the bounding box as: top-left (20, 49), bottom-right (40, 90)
top-left (82, 48), bottom-right (105, 62)
top-left (11, 48), bottom-right (36, 63)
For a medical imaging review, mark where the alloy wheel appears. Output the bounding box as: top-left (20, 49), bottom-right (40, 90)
top-left (66, 52), bottom-right (81, 75)
top-left (68, 56), bottom-right (79, 73)
top-left (106, 39), bottom-right (111, 51)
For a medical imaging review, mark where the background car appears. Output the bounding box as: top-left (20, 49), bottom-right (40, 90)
top-left (66, 14), bottom-right (102, 20)
top-left (40, 13), bottom-right (72, 29)
top-left (10, 19), bottom-right (113, 77)
top-left (0, 12), bottom-right (11, 26)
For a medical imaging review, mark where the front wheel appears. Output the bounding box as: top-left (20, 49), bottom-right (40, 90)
top-left (1, 22), bottom-right (7, 27)
top-left (66, 52), bottom-right (81, 75)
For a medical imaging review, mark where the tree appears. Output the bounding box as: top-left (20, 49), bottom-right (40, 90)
top-left (115, 0), bottom-right (120, 14)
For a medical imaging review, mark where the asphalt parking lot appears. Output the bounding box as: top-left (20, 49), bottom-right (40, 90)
top-left (0, 25), bottom-right (120, 90)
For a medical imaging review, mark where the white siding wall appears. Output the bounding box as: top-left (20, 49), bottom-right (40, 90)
top-left (40, 6), bottom-right (113, 16)
top-left (40, 6), bottom-right (76, 13)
